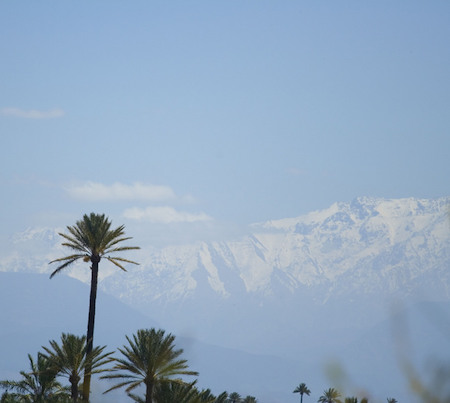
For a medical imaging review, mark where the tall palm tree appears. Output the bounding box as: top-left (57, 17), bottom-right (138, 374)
top-left (293, 382), bottom-right (311, 403)
top-left (0, 353), bottom-right (70, 402)
top-left (42, 333), bottom-right (113, 402)
top-left (101, 328), bottom-right (198, 403)
top-left (318, 388), bottom-right (342, 403)
top-left (49, 213), bottom-right (139, 401)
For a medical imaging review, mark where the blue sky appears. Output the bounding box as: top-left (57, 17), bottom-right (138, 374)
top-left (1, 1), bottom-right (449, 245)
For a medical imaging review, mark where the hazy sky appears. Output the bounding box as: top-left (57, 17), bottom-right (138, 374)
top-left (1, 1), bottom-right (449, 245)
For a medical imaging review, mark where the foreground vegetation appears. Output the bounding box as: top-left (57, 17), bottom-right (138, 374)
top-left (0, 328), bottom-right (257, 402)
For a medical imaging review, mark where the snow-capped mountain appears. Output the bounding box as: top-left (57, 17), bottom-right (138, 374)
top-left (98, 196), bottom-right (450, 304)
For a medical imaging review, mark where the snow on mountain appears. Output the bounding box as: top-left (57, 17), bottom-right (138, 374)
top-left (2, 196), bottom-right (449, 304)
top-left (95, 196), bottom-right (450, 308)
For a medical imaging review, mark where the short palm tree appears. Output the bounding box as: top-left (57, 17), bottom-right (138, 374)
top-left (293, 382), bottom-right (311, 403)
top-left (42, 333), bottom-right (113, 402)
top-left (49, 213), bottom-right (139, 401)
top-left (386, 399), bottom-right (397, 403)
top-left (153, 380), bottom-right (203, 403)
top-left (101, 328), bottom-right (198, 403)
top-left (344, 398), bottom-right (358, 403)
top-left (228, 392), bottom-right (241, 403)
top-left (242, 396), bottom-right (257, 403)
top-left (0, 353), bottom-right (70, 402)
top-left (318, 388), bottom-right (342, 403)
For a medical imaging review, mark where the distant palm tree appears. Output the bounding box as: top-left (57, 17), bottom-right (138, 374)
top-left (228, 392), bottom-right (241, 403)
top-left (42, 333), bottom-right (112, 402)
top-left (386, 399), bottom-right (397, 403)
top-left (0, 353), bottom-right (70, 402)
top-left (344, 398), bottom-right (358, 403)
top-left (242, 396), bottom-right (257, 403)
top-left (318, 388), bottom-right (342, 403)
top-left (49, 213), bottom-right (139, 401)
top-left (101, 328), bottom-right (198, 403)
top-left (293, 382), bottom-right (311, 403)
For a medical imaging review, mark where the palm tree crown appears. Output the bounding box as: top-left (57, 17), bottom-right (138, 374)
top-left (228, 392), bottom-right (241, 403)
top-left (293, 382), bottom-right (311, 403)
top-left (101, 328), bottom-right (198, 403)
top-left (318, 388), bottom-right (342, 403)
top-left (49, 212), bottom-right (140, 277)
top-left (49, 213), bottom-right (139, 402)
top-left (42, 333), bottom-right (113, 402)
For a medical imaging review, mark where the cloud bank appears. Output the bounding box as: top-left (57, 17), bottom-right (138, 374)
top-left (123, 206), bottom-right (212, 223)
top-left (1, 107), bottom-right (65, 119)
top-left (65, 182), bottom-right (176, 202)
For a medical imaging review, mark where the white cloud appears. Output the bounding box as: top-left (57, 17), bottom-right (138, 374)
top-left (1, 107), bottom-right (65, 119)
top-left (65, 182), bottom-right (176, 202)
top-left (123, 206), bottom-right (212, 223)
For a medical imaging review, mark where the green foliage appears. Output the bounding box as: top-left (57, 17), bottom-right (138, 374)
top-left (214, 391), bottom-right (229, 402)
top-left (318, 388), bottom-right (342, 403)
top-left (101, 328), bottom-right (198, 403)
top-left (49, 212), bottom-right (140, 277)
top-left (0, 353), bottom-right (70, 402)
top-left (41, 333), bottom-right (113, 402)
top-left (228, 392), bottom-right (241, 403)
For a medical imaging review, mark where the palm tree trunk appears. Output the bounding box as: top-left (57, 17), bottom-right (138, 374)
top-left (82, 257), bottom-right (100, 402)
top-left (145, 381), bottom-right (153, 403)
top-left (70, 373), bottom-right (80, 402)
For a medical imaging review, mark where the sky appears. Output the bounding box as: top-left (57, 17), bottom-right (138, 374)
top-left (1, 1), bottom-right (449, 246)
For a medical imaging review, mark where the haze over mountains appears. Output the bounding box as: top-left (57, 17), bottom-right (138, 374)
top-left (1, 196), bottom-right (449, 402)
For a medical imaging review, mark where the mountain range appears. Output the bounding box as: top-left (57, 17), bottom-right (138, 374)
top-left (1, 196), bottom-right (449, 402)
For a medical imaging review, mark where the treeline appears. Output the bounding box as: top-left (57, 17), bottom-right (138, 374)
top-left (293, 383), bottom-right (397, 403)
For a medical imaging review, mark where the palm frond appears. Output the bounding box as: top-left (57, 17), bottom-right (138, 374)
top-left (102, 379), bottom-right (142, 394)
top-left (104, 245), bottom-right (141, 255)
top-left (49, 256), bottom-right (85, 278)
